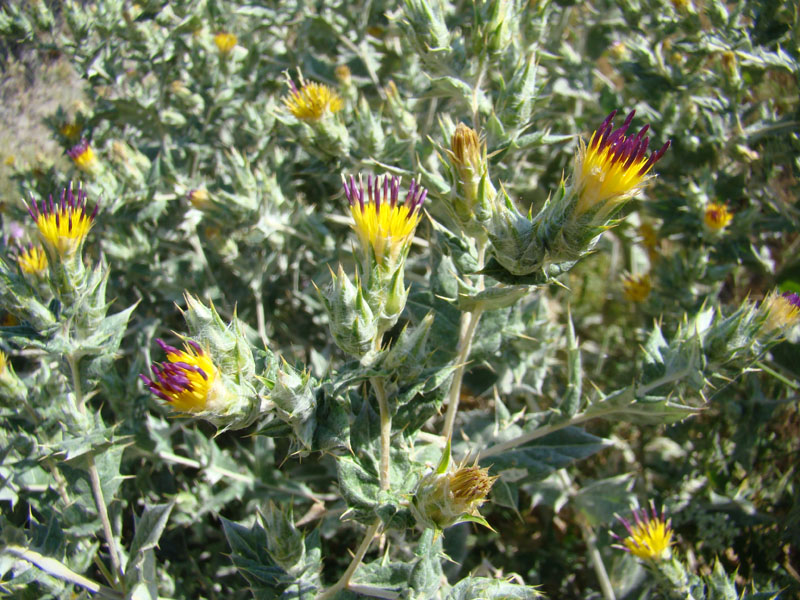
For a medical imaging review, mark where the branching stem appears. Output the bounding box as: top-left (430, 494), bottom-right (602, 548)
top-left (316, 520), bottom-right (382, 600)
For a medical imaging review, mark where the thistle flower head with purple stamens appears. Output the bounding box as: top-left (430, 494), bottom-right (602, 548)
top-left (140, 339), bottom-right (225, 414)
top-left (574, 110), bottom-right (670, 217)
top-left (342, 173), bottom-right (427, 270)
top-left (67, 139), bottom-right (99, 173)
top-left (25, 183), bottom-right (99, 257)
top-left (612, 502), bottom-right (673, 561)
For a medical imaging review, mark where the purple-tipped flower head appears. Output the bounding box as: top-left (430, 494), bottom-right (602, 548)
top-left (342, 173), bottom-right (427, 270)
top-left (141, 339), bottom-right (226, 414)
top-left (575, 110), bottom-right (670, 217)
top-left (25, 183), bottom-right (99, 257)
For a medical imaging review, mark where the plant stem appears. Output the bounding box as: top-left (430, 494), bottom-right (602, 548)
top-left (441, 240), bottom-right (487, 441)
top-left (316, 520), bottom-right (382, 600)
top-left (579, 521), bottom-right (616, 600)
top-left (441, 306), bottom-right (484, 441)
top-left (371, 375), bottom-right (392, 491)
top-left (67, 353), bottom-right (123, 583)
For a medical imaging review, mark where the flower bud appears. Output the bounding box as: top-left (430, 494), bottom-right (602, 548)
top-left (181, 294), bottom-right (255, 382)
top-left (318, 265), bottom-right (378, 358)
top-left (0, 351), bottom-right (27, 403)
top-left (271, 361), bottom-right (316, 450)
top-left (446, 124), bottom-right (495, 229)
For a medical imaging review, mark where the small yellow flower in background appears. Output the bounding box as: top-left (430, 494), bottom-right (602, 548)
top-left (141, 339), bottom-right (225, 413)
top-left (214, 32), bottom-right (237, 55)
top-left (60, 122), bottom-right (81, 140)
top-left (17, 244), bottom-right (48, 276)
top-left (614, 502), bottom-right (673, 561)
top-left (335, 64), bottom-right (352, 85)
top-left (608, 41), bottom-right (628, 60)
top-left (3, 155), bottom-right (14, 166)
top-left (1, 312), bottom-right (19, 327)
top-left (759, 290), bottom-right (800, 334)
top-left (342, 173), bottom-right (427, 271)
top-left (703, 202), bottom-right (733, 232)
top-left (0, 351), bottom-right (6, 374)
top-left (574, 110), bottom-right (670, 217)
top-left (26, 184), bottom-right (98, 257)
top-left (622, 273), bottom-right (651, 303)
top-left (67, 139), bottom-right (99, 173)
top-left (187, 188), bottom-right (212, 210)
top-left (638, 222), bottom-right (659, 260)
top-left (670, 0), bottom-right (691, 10)
top-left (283, 78), bottom-right (343, 122)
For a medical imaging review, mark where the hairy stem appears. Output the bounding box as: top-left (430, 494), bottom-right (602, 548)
top-left (441, 240), bottom-right (487, 441)
top-left (371, 375), bottom-right (392, 491)
top-left (68, 354), bottom-right (123, 583)
top-left (316, 520), bottom-right (382, 600)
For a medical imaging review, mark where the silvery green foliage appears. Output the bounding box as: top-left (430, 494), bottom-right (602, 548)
top-left (0, 0), bottom-right (796, 598)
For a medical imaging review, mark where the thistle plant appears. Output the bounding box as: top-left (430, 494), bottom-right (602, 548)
top-left (0, 1), bottom-right (797, 598)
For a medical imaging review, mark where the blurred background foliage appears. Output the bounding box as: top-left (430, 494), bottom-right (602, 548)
top-left (0, 0), bottom-right (798, 598)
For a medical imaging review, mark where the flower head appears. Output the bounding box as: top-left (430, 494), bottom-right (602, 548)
top-left (703, 202), bottom-right (733, 232)
top-left (614, 502), bottom-right (673, 561)
top-left (283, 79), bottom-right (343, 122)
top-left (17, 244), bottom-right (48, 276)
top-left (342, 174), bottom-right (427, 271)
top-left (760, 290), bottom-right (800, 334)
top-left (60, 122), bottom-right (81, 140)
top-left (411, 451), bottom-right (497, 532)
top-left (26, 184), bottom-right (98, 257)
top-left (67, 139), bottom-right (99, 173)
top-left (450, 123), bottom-right (482, 171)
top-left (141, 339), bottom-right (226, 414)
top-left (622, 273), bottom-right (651, 303)
top-left (574, 110), bottom-right (670, 217)
top-left (214, 32), bottom-right (237, 55)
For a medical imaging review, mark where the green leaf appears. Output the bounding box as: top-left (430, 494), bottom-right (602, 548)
top-left (221, 517), bottom-right (284, 598)
top-left (483, 428), bottom-right (611, 482)
top-left (447, 576), bottom-right (543, 599)
top-left (125, 502), bottom-right (174, 578)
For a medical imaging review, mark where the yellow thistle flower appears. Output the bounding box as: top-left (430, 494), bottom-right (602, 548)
top-left (60, 122), bottom-right (81, 140)
top-left (574, 110), bottom-right (670, 217)
top-left (614, 503), bottom-right (673, 561)
top-left (703, 202), bottom-right (733, 232)
top-left (760, 290), bottom-right (800, 334)
top-left (0, 351), bottom-right (6, 374)
top-left (622, 273), bottom-right (651, 303)
top-left (284, 79), bottom-right (343, 122)
top-left (342, 174), bottom-right (427, 270)
top-left (67, 139), bottom-right (99, 173)
top-left (141, 339), bottom-right (227, 413)
top-left (187, 188), bottom-right (212, 210)
top-left (26, 184), bottom-right (98, 257)
top-left (214, 32), bottom-right (237, 55)
top-left (18, 244), bottom-right (48, 276)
